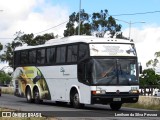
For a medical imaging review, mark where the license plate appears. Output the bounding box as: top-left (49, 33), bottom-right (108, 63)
top-left (113, 98), bottom-right (121, 101)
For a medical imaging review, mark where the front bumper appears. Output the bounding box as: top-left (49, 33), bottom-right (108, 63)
top-left (91, 92), bottom-right (139, 104)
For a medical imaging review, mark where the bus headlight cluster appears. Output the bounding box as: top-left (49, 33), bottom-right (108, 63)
top-left (129, 90), bottom-right (139, 94)
top-left (92, 90), bottom-right (106, 95)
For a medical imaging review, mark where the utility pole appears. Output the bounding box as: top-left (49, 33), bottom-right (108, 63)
top-left (78, 0), bottom-right (81, 35)
top-left (115, 19), bottom-right (145, 39)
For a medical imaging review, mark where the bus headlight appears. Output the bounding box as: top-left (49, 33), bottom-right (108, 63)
top-left (92, 90), bottom-right (106, 95)
top-left (129, 90), bottom-right (139, 94)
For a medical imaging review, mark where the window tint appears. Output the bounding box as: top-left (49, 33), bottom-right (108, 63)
top-left (14, 51), bottom-right (20, 66)
top-left (37, 48), bottom-right (45, 65)
top-left (46, 47), bottom-right (55, 64)
top-left (78, 60), bottom-right (93, 85)
top-left (56, 46), bottom-right (66, 63)
top-left (20, 51), bottom-right (28, 64)
top-left (29, 50), bottom-right (36, 64)
top-left (67, 45), bottom-right (78, 62)
top-left (79, 44), bottom-right (89, 61)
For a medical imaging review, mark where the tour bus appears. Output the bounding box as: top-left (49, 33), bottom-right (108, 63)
top-left (12, 35), bottom-right (141, 110)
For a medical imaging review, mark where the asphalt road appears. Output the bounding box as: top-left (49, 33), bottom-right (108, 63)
top-left (0, 94), bottom-right (159, 120)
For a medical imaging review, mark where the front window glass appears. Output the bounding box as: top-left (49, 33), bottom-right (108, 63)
top-left (93, 59), bottom-right (117, 85)
top-left (92, 59), bottom-right (138, 85)
top-left (117, 59), bottom-right (137, 85)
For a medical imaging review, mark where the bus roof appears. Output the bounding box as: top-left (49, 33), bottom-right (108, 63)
top-left (15, 35), bottom-right (134, 51)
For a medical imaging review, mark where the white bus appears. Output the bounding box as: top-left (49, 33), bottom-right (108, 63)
top-left (12, 35), bottom-right (141, 110)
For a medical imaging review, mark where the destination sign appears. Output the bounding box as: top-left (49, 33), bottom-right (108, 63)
top-left (90, 44), bottom-right (136, 56)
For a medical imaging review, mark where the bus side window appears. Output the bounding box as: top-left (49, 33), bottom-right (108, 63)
top-left (20, 51), bottom-right (28, 65)
top-left (79, 44), bottom-right (89, 62)
top-left (37, 48), bottom-right (45, 65)
top-left (14, 51), bottom-right (20, 66)
top-left (78, 63), bottom-right (86, 83)
top-left (86, 60), bottom-right (93, 84)
top-left (29, 50), bottom-right (36, 65)
top-left (56, 46), bottom-right (66, 63)
top-left (67, 45), bottom-right (78, 63)
top-left (46, 47), bottom-right (55, 64)
top-left (78, 60), bottom-right (92, 84)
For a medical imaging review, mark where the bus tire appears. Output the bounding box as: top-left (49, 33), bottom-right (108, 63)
top-left (33, 88), bottom-right (43, 104)
top-left (110, 103), bottom-right (122, 111)
top-left (71, 90), bottom-right (84, 109)
top-left (26, 88), bottom-right (34, 103)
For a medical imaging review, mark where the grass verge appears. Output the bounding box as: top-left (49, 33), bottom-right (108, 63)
top-left (123, 96), bottom-right (160, 110)
top-left (123, 103), bottom-right (160, 110)
top-left (1, 87), bottom-right (14, 95)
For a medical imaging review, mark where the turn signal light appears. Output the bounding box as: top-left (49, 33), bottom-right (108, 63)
top-left (129, 90), bottom-right (139, 94)
top-left (92, 90), bottom-right (106, 95)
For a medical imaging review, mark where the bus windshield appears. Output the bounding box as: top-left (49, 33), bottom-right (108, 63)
top-left (92, 59), bottom-right (138, 85)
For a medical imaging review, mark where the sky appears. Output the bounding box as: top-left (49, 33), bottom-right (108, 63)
top-left (0, 0), bottom-right (160, 72)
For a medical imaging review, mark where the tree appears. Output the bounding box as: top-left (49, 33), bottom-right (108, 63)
top-left (0, 71), bottom-right (12, 85)
top-left (140, 68), bottom-right (160, 86)
top-left (0, 43), bottom-right (3, 51)
top-left (64, 9), bottom-right (122, 38)
top-left (146, 51), bottom-right (160, 67)
top-left (0, 32), bottom-right (55, 67)
top-left (0, 42), bottom-right (17, 67)
top-left (17, 33), bottom-right (55, 46)
top-left (64, 11), bottom-right (91, 36)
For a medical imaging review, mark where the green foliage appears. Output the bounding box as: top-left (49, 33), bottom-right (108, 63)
top-left (0, 43), bottom-right (3, 51)
top-left (146, 51), bottom-right (160, 67)
top-left (0, 72), bottom-right (12, 85)
top-left (139, 68), bottom-right (160, 87)
top-left (64, 9), bottom-right (122, 38)
top-left (0, 32), bottom-right (55, 67)
top-left (0, 42), bottom-right (16, 67)
top-left (18, 33), bottom-right (55, 46)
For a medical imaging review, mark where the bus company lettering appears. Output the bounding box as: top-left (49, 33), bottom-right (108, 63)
top-left (103, 45), bottom-right (123, 55)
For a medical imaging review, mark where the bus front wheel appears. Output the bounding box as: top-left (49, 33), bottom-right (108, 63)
top-left (71, 91), bottom-right (84, 109)
top-left (110, 103), bottom-right (122, 110)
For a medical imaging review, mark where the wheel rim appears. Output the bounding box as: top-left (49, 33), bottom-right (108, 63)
top-left (27, 90), bottom-right (31, 101)
top-left (34, 89), bottom-right (39, 100)
top-left (73, 93), bottom-right (79, 106)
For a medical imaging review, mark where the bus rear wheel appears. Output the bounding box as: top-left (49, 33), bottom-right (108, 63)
top-left (26, 88), bottom-right (34, 103)
top-left (110, 103), bottom-right (122, 110)
top-left (71, 91), bottom-right (84, 109)
top-left (33, 88), bottom-right (43, 104)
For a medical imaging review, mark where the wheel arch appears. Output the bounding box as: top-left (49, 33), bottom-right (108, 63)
top-left (70, 85), bottom-right (82, 103)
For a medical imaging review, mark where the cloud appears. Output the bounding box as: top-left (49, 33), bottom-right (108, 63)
top-left (0, 0), bottom-right (69, 69)
top-left (123, 25), bottom-right (160, 69)
top-left (0, 0), bottom-right (69, 44)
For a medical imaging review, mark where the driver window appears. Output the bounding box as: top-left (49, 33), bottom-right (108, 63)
top-left (78, 60), bottom-right (93, 84)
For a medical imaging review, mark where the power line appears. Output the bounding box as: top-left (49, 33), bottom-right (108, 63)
top-left (111, 10), bottom-right (160, 16)
top-left (0, 38), bottom-right (14, 39)
top-left (1, 10), bottom-right (160, 39)
top-left (34, 20), bottom-right (68, 35)
top-left (0, 20), bottom-right (68, 39)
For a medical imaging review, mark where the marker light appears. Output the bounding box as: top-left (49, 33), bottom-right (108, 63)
top-left (129, 90), bottom-right (139, 94)
top-left (92, 90), bottom-right (106, 95)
